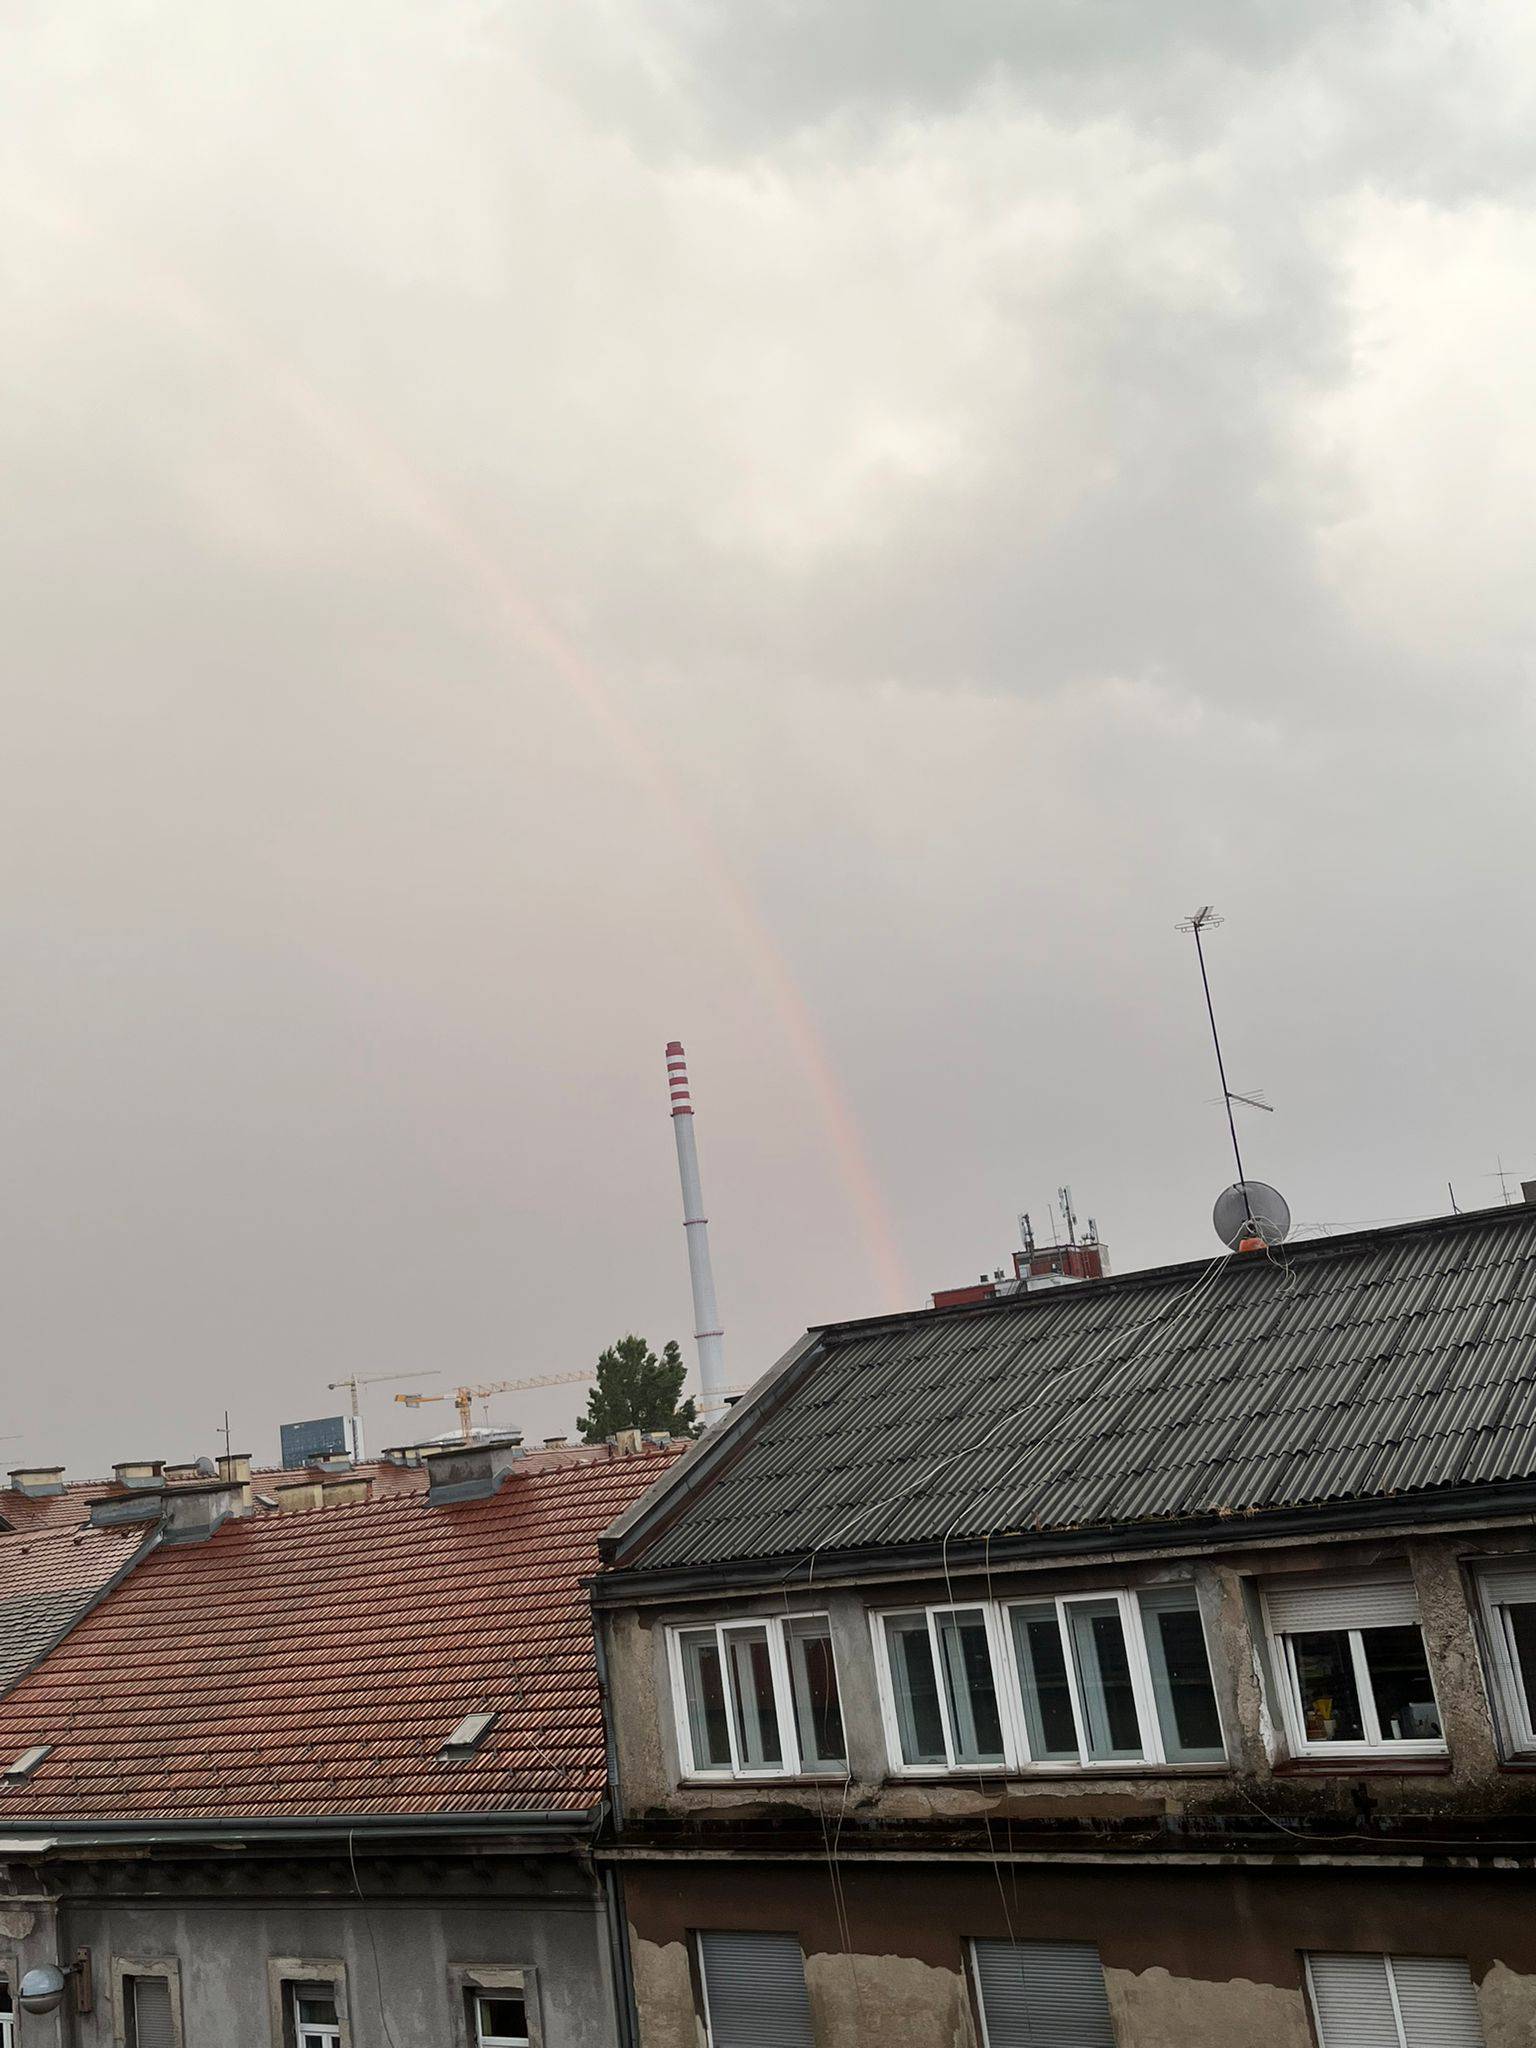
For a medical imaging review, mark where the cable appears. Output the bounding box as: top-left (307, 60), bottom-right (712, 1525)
top-left (349, 1825), bottom-right (403, 2048)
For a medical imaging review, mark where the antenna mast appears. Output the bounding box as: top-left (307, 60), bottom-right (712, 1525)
top-left (1178, 905), bottom-right (1250, 1193)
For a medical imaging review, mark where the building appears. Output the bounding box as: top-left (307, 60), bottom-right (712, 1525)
top-left (0, 1434), bottom-right (680, 2046)
top-left (595, 1199), bottom-right (1536, 2048)
top-left (933, 1211), bottom-right (1109, 1309)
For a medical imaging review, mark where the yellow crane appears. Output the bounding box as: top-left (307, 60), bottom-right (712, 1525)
top-left (393, 1371), bottom-right (593, 1444)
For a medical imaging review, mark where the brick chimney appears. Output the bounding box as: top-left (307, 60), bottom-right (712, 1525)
top-left (160, 1481), bottom-right (244, 1544)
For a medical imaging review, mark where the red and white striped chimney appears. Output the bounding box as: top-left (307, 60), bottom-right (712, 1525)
top-left (666, 1041), bottom-right (728, 1420)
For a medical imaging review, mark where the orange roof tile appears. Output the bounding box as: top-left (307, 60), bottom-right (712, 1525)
top-left (0, 1446), bottom-right (682, 1825)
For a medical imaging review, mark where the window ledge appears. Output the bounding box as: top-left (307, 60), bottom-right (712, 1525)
top-left (880, 1765), bottom-right (1233, 1787)
top-left (679, 1774), bottom-right (852, 1790)
top-left (1273, 1756), bottom-right (1452, 1777)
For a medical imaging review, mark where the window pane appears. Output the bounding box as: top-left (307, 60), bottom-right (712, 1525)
top-left (1505, 1602), bottom-right (1536, 1730)
top-left (296, 1994), bottom-right (339, 2025)
top-left (1009, 1604), bottom-right (1079, 1760)
top-left (679, 1629), bottom-right (733, 1769)
top-left (1361, 1625), bottom-right (1441, 1741)
top-left (1140, 1594), bottom-right (1224, 1761)
top-left (1066, 1601), bottom-right (1143, 1760)
top-left (724, 1625), bottom-right (783, 1768)
top-left (476, 1992), bottom-right (530, 2043)
top-left (886, 1613), bottom-right (947, 1764)
top-left (936, 1608), bottom-right (1006, 1766)
top-left (785, 1618), bottom-right (846, 1771)
top-left (1290, 1631), bottom-right (1365, 1742)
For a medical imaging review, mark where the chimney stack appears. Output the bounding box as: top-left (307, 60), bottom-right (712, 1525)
top-left (666, 1040), bottom-right (728, 1422)
top-left (8, 1467), bottom-right (65, 1499)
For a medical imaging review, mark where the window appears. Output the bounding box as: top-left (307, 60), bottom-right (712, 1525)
top-left (1263, 1576), bottom-right (1444, 1757)
top-left (696, 1932), bottom-right (813, 2048)
top-left (113, 1963), bottom-right (181, 2048)
top-left (0, 1981), bottom-right (12, 2048)
top-left (130, 1978), bottom-right (175, 2048)
top-left (1305, 1952), bottom-right (1485, 2046)
top-left (971, 1938), bottom-right (1116, 2047)
top-left (449, 1967), bottom-right (537, 2048)
top-left (1473, 1562), bottom-right (1536, 1753)
top-left (877, 1587), bottom-right (1224, 1774)
top-left (672, 1617), bottom-right (847, 1778)
top-left (290, 1983), bottom-right (343, 2047)
top-left (471, 1991), bottom-right (530, 2046)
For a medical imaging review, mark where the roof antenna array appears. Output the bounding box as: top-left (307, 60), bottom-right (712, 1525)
top-left (1177, 905), bottom-right (1291, 1250)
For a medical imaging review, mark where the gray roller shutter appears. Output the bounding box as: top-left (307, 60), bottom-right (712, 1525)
top-left (130, 1976), bottom-right (175, 2048)
top-left (1306, 1953), bottom-right (1485, 2048)
top-left (1264, 1577), bottom-right (1419, 1633)
top-left (697, 1932), bottom-right (813, 2048)
top-left (971, 1938), bottom-right (1115, 2045)
top-left (1389, 1957), bottom-right (1485, 2047)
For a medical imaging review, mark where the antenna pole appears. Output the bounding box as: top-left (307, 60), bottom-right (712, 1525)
top-left (1186, 910), bottom-right (1249, 1195)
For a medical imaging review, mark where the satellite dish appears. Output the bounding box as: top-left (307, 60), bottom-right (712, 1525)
top-left (194, 1455), bottom-right (218, 1478)
top-left (1214, 1179), bottom-right (1291, 1249)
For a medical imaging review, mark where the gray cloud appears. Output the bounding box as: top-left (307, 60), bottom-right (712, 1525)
top-left (1, 0), bottom-right (1534, 1474)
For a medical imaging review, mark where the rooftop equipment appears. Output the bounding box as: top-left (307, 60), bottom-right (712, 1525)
top-left (666, 1039), bottom-right (729, 1421)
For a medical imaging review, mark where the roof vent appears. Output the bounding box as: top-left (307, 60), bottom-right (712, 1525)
top-left (2, 1743), bottom-right (52, 1783)
top-left (439, 1711), bottom-right (497, 1763)
top-left (7, 1468), bottom-right (65, 1499)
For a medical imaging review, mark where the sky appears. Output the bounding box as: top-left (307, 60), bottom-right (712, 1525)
top-left (4, 0), bottom-right (1536, 1474)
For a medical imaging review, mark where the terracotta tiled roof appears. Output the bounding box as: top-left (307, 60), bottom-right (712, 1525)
top-left (0, 1446), bottom-right (681, 1825)
top-left (0, 1522), bottom-right (151, 1693)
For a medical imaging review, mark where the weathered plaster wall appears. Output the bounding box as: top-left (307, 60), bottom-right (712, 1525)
top-left (9, 1852), bottom-right (619, 2048)
top-left (604, 1526), bottom-right (1536, 1837)
top-left (623, 1861), bottom-right (1536, 2048)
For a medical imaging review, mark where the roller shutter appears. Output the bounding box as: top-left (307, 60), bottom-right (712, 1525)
top-left (130, 1977), bottom-right (175, 2048)
top-left (1264, 1577), bottom-right (1418, 1633)
top-left (1306, 1952), bottom-right (1485, 2047)
top-left (971, 1938), bottom-right (1116, 2045)
top-left (697, 1932), bottom-right (814, 2048)
top-left (1475, 1564), bottom-right (1536, 1608)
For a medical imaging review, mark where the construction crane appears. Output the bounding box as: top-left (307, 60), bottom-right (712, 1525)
top-left (326, 1370), bottom-right (439, 1461)
top-left (393, 1371), bottom-right (593, 1445)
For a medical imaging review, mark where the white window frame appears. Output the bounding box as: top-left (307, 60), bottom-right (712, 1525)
top-left (291, 1986), bottom-right (342, 2048)
top-left (1260, 1578), bottom-right (1446, 1761)
top-left (471, 1991), bottom-right (530, 2047)
top-left (0, 1963), bottom-right (13, 2048)
top-left (871, 1587), bottom-right (1225, 1777)
top-left (871, 1602), bottom-right (1015, 1774)
top-left (668, 1613), bottom-right (847, 1781)
top-left (448, 1965), bottom-right (541, 2048)
top-left (1472, 1562), bottom-right (1536, 1755)
top-left (267, 1959), bottom-right (351, 2048)
top-left (1302, 1950), bottom-right (1486, 2048)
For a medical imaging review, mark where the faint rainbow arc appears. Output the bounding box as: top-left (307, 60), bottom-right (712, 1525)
top-left (23, 192), bottom-right (910, 1309)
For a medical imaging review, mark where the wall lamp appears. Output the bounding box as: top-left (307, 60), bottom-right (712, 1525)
top-left (18, 1948), bottom-right (93, 2015)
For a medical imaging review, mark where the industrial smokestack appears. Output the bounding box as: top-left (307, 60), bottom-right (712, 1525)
top-left (666, 1040), bottom-right (728, 1421)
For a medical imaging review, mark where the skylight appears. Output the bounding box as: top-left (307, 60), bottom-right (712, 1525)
top-left (439, 1711), bottom-right (497, 1762)
top-left (3, 1744), bottom-right (52, 1782)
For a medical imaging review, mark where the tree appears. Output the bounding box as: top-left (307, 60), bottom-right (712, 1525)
top-left (578, 1334), bottom-right (699, 1444)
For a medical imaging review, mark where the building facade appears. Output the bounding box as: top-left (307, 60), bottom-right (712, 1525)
top-left (0, 1435), bottom-right (681, 2047)
top-left (596, 1203), bottom-right (1536, 2048)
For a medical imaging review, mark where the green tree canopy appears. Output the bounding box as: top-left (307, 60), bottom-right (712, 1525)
top-left (578, 1334), bottom-right (698, 1444)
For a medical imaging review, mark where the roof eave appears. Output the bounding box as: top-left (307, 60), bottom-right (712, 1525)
top-left (590, 1475), bottom-right (1536, 1606)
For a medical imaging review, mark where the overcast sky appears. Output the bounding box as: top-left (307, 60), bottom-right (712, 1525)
top-left (4, 0), bottom-right (1535, 1474)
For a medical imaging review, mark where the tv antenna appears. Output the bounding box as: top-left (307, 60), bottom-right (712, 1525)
top-left (1179, 905), bottom-right (1290, 1250)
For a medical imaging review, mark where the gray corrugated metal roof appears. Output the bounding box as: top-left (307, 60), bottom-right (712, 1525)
top-left (628, 1205), bottom-right (1536, 1572)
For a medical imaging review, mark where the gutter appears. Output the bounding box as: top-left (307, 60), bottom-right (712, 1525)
top-left (0, 1808), bottom-right (600, 1848)
top-left (590, 1477), bottom-right (1536, 1607)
